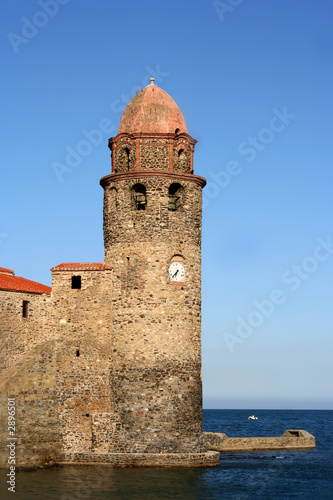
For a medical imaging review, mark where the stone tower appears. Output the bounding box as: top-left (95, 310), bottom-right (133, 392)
top-left (100, 78), bottom-right (207, 454)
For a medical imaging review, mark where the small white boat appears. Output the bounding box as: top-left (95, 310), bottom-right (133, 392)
top-left (248, 414), bottom-right (258, 420)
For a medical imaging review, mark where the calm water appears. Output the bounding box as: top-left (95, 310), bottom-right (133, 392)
top-left (1, 410), bottom-right (332, 499)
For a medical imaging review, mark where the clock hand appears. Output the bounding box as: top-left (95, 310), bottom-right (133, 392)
top-left (172, 269), bottom-right (179, 278)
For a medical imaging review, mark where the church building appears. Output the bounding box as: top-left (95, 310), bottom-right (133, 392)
top-left (0, 79), bottom-right (220, 467)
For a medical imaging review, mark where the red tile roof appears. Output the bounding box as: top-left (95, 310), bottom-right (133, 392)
top-left (0, 267), bottom-right (14, 275)
top-left (0, 272), bottom-right (51, 294)
top-left (51, 263), bottom-right (113, 271)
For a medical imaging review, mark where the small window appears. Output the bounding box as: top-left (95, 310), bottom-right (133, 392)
top-left (76, 350), bottom-right (80, 357)
top-left (72, 276), bottom-right (81, 289)
top-left (22, 300), bottom-right (29, 318)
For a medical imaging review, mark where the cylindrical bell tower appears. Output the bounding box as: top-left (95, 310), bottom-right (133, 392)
top-left (100, 78), bottom-right (207, 453)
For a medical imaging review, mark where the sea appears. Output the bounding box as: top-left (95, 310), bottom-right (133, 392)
top-left (1, 410), bottom-right (332, 500)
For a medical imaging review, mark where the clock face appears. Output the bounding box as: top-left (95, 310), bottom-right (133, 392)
top-left (169, 262), bottom-right (185, 281)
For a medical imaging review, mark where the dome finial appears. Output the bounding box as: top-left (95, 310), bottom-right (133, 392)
top-left (150, 77), bottom-right (155, 85)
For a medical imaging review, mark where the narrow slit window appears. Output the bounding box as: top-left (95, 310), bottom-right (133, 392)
top-left (72, 275), bottom-right (81, 289)
top-left (22, 300), bottom-right (29, 318)
top-left (76, 350), bottom-right (80, 357)
top-left (124, 147), bottom-right (130, 171)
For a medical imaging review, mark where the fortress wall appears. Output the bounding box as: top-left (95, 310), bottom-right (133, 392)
top-left (0, 340), bottom-right (63, 468)
top-left (52, 269), bottom-right (114, 453)
top-left (0, 290), bottom-right (53, 371)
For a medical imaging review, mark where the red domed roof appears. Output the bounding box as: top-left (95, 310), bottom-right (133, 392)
top-left (118, 79), bottom-right (187, 135)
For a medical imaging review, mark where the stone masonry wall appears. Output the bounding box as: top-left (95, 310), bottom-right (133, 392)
top-left (0, 289), bottom-right (62, 467)
top-left (113, 137), bottom-right (136, 173)
top-left (203, 431), bottom-right (316, 452)
top-left (0, 290), bottom-right (53, 371)
top-left (140, 139), bottom-right (169, 171)
top-left (102, 172), bottom-right (205, 453)
top-left (52, 269), bottom-right (114, 454)
top-left (110, 134), bottom-right (194, 174)
top-left (0, 341), bottom-right (63, 468)
top-left (173, 137), bottom-right (193, 173)
top-left (56, 450), bottom-right (220, 467)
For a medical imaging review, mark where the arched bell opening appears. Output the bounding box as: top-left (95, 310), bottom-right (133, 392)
top-left (168, 183), bottom-right (183, 212)
top-left (132, 183), bottom-right (147, 211)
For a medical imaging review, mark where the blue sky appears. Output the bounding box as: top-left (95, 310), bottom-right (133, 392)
top-left (1, 0), bottom-right (332, 409)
